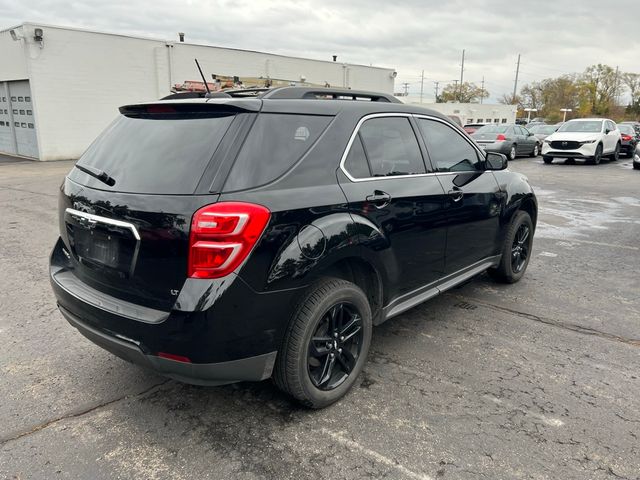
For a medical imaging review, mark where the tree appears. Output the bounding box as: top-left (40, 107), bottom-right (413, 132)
top-left (579, 64), bottom-right (619, 116)
top-left (440, 82), bottom-right (489, 103)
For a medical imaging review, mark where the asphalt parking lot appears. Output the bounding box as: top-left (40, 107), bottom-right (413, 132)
top-left (1, 154), bottom-right (639, 480)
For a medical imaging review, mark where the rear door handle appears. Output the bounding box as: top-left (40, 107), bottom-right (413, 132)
top-left (448, 187), bottom-right (464, 202)
top-left (366, 190), bottom-right (391, 209)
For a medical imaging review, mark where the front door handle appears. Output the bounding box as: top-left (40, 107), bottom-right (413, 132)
top-left (448, 187), bottom-right (464, 202)
top-left (366, 190), bottom-right (391, 209)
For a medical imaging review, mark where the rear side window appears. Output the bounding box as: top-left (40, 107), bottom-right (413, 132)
top-left (344, 134), bottom-right (371, 178)
top-left (224, 114), bottom-right (331, 191)
top-left (358, 117), bottom-right (425, 176)
top-left (418, 118), bottom-right (481, 172)
top-left (70, 114), bottom-right (235, 194)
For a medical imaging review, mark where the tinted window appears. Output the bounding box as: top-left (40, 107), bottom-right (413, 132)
top-left (224, 113), bottom-right (331, 191)
top-left (344, 134), bottom-right (371, 178)
top-left (70, 114), bottom-right (235, 194)
top-left (418, 118), bottom-right (480, 172)
top-left (358, 117), bottom-right (425, 176)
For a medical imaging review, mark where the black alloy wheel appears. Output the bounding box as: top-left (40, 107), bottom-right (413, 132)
top-left (308, 302), bottom-right (363, 390)
top-left (488, 210), bottom-right (533, 283)
top-left (589, 144), bottom-right (603, 165)
top-left (273, 277), bottom-right (372, 408)
top-left (511, 223), bottom-right (530, 274)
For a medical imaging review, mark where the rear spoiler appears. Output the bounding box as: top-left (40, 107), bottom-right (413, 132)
top-left (119, 100), bottom-right (261, 117)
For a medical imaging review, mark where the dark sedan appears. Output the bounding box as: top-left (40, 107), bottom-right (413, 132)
top-left (471, 124), bottom-right (540, 160)
top-left (619, 124), bottom-right (638, 158)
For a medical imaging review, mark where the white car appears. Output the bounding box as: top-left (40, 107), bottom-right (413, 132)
top-left (541, 118), bottom-right (621, 165)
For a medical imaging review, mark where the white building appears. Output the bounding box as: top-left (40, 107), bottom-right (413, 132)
top-left (0, 23), bottom-right (396, 161)
top-left (400, 99), bottom-right (517, 126)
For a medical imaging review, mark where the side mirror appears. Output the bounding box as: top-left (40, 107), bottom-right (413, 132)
top-left (605, 129), bottom-right (611, 134)
top-left (485, 152), bottom-right (508, 171)
top-left (528, 132), bottom-right (534, 136)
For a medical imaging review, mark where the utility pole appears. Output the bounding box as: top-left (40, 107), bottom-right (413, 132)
top-left (434, 81), bottom-right (440, 103)
top-left (512, 54), bottom-right (521, 104)
top-left (460, 49), bottom-right (465, 88)
top-left (420, 70), bottom-right (425, 104)
top-left (452, 79), bottom-right (459, 102)
top-left (614, 65), bottom-right (620, 105)
top-left (481, 76), bottom-right (485, 104)
top-left (402, 82), bottom-right (410, 96)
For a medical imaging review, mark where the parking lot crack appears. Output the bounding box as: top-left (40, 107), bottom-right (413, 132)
top-left (0, 379), bottom-right (170, 446)
top-left (447, 294), bottom-right (640, 348)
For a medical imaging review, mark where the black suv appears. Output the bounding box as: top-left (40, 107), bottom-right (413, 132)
top-left (50, 87), bottom-right (537, 408)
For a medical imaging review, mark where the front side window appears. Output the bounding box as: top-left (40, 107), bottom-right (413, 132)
top-left (357, 117), bottom-right (425, 177)
top-left (418, 118), bottom-right (481, 172)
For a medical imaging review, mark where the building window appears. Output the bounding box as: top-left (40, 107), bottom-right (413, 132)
top-left (25, 96), bottom-right (31, 102)
top-left (501, 118), bottom-right (507, 123)
top-left (13, 109), bottom-right (18, 114)
top-left (14, 122), bottom-right (19, 127)
top-left (21, 122), bottom-right (27, 127)
top-left (11, 97), bottom-right (16, 101)
top-left (18, 96), bottom-right (24, 102)
top-left (1, 97), bottom-right (6, 102)
top-left (28, 123), bottom-right (34, 128)
top-left (485, 118), bottom-right (491, 123)
top-left (27, 110), bottom-right (32, 115)
top-left (19, 110), bottom-right (25, 115)
top-left (0, 121), bottom-right (4, 126)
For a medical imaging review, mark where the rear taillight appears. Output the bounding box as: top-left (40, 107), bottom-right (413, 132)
top-left (188, 202), bottom-right (270, 279)
top-left (621, 134), bottom-right (632, 141)
top-left (496, 134), bottom-right (506, 141)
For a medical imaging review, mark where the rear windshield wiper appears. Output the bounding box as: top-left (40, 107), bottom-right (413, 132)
top-left (74, 164), bottom-right (116, 187)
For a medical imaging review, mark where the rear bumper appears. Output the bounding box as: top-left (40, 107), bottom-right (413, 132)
top-left (49, 238), bottom-right (297, 385)
top-left (58, 304), bottom-right (276, 386)
top-left (477, 142), bottom-right (511, 155)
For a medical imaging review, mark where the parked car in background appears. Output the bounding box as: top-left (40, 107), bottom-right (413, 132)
top-left (528, 124), bottom-right (559, 143)
top-left (620, 121), bottom-right (640, 140)
top-left (541, 118), bottom-right (621, 165)
top-left (49, 87), bottom-right (538, 408)
top-left (526, 121), bottom-right (546, 130)
top-left (463, 123), bottom-right (485, 135)
top-left (618, 124), bottom-right (638, 157)
top-left (471, 124), bottom-right (540, 160)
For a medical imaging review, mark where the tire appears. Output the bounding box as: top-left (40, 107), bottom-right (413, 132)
top-left (587, 144), bottom-right (603, 165)
top-left (273, 277), bottom-right (372, 408)
top-left (529, 143), bottom-right (539, 157)
top-left (607, 142), bottom-right (620, 161)
top-left (542, 156), bottom-right (553, 164)
top-left (488, 211), bottom-right (533, 284)
top-left (508, 145), bottom-right (517, 161)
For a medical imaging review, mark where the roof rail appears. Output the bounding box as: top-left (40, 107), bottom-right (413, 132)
top-left (262, 87), bottom-right (401, 103)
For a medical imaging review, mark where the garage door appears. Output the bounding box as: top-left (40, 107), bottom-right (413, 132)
top-left (0, 80), bottom-right (39, 159)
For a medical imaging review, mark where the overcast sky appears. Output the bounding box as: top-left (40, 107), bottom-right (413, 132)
top-left (3, 0), bottom-right (639, 102)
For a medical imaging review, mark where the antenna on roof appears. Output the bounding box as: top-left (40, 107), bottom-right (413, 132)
top-left (194, 58), bottom-right (212, 97)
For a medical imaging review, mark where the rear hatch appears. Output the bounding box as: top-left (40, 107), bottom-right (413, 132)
top-left (59, 101), bottom-right (257, 311)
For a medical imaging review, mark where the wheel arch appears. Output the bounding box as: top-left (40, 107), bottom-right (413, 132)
top-left (312, 257), bottom-right (384, 324)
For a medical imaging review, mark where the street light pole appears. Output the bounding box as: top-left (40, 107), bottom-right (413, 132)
top-left (560, 108), bottom-right (572, 122)
top-left (524, 108), bottom-right (537, 123)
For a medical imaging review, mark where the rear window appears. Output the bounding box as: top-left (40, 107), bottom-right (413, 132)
top-left (475, 125), bottom-right (508, 134)
top-left (223, 113), bottom-right (331, 191)
top-left (619, 125), bottom-right (634, 134)
top-left (70, 114), bottom-right (235, 194)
